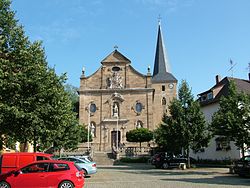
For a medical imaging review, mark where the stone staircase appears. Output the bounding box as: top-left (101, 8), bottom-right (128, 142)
top-left (93, 151), bottom-right (115, 165)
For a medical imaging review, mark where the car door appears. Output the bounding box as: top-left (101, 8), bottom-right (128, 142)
top-left (13, 163), bottom-right (49, 188)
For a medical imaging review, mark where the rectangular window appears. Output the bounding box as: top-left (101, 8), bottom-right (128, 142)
top-left (207, 92), bottom-right (213, 100)
top-left (162, 85), bottom-right (165, 91)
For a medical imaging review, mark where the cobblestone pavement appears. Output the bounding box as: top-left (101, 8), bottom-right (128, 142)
top-left (84, 164), bottom-right (250, 188)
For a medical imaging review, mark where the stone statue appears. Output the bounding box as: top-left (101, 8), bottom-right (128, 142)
top-left (113, 103), bottom-right (119, 117)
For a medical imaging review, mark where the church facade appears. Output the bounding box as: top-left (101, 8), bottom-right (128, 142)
top-left (79, 24), bottom-right (177, 151)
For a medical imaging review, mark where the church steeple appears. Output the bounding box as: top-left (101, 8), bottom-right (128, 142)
top-left (152, 22), bottom-right (177, 83)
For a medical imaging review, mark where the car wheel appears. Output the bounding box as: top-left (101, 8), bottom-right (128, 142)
top-left (0, 181), bottom-right (10, 188)
top-left (155, 164), bottom-right (161, 169)
top-left (162, 163), bottom-right (169, 169)
top-left (58, 180), bottom-right (74, 188)
top-left (82, 169), bottom-right (88, 177)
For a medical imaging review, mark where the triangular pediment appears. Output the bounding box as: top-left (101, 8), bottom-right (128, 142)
top-left (101, 50), bottom-right (131, 64)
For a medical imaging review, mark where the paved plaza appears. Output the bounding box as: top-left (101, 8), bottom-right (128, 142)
top-left (84, 164), bottom-right (250, 188)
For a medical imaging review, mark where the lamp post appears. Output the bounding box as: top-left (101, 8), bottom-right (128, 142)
top-left (87, 103), bottom-right (91, 152)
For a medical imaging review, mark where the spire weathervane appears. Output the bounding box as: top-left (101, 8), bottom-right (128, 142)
top-left (114, 45), bottom-right (118, 50)
top-left (158, 14), bottom-right (162, 25)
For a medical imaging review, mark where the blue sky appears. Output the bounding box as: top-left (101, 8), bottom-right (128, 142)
top-left (12, 0), bottom-right (250, 96)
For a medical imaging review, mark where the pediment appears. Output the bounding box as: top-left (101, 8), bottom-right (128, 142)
top-left (101, 50), bottom-right (131, 64)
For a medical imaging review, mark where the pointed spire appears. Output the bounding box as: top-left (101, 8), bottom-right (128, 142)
top-left (152, 22), bottom-right (177, 83)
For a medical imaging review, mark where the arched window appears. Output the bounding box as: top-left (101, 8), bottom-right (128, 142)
top-left (162, 97), bottom-right (166, 105)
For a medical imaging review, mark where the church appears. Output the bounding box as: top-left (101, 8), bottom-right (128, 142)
top-left (79, 23), bottom-right (177, 152)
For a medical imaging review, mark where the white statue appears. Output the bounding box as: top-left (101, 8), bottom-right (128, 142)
top-left (113, 103), bottom-right (119, 117)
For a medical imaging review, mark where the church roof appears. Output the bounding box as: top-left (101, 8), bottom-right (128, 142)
top-left (152, 23), bottom-right (177, 83)
top-left (101, 50), bottom-right (131, 64)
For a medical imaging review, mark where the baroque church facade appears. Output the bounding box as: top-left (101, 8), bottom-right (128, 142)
top-left (79, 24), bottom-right (178, 151)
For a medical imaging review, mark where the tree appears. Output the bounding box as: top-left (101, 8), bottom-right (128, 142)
top-left (0, 0), bottom-right (84, 152)
top-left (64, 84), bottom-right (79, 117)
top-left (126, 128), bottom-right (153, 151)
top-left (154, 80), bottom-right (210, 167)
top-left (210, 81), bottom-right (250, 157)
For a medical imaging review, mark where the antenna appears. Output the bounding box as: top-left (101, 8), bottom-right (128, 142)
top-left (228, 59), bottom-right (237, 78)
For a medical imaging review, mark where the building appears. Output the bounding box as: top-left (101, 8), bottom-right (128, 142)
top-left (190, 74), bottom-right (250, 160)
top-left (79, 23), bottom-right (177, 152)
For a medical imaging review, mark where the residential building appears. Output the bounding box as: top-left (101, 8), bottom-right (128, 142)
top-left (190, 74), bottom-right (250, 160)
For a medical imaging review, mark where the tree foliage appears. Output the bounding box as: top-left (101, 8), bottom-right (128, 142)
top-left (126, 128), bottom-right (153, 150)
top-left (154, 80), bottom-right (210, 166)
top-left (0, 0), bottom-right (84, 152)
top-left (210, 81), bottom-right (250, 157)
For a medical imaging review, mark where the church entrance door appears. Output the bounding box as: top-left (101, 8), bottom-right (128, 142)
top-left (111, 131), bottom-right (121, 149)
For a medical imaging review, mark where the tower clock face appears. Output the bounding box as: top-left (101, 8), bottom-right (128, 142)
top-left (168, 83), bottom-right (174, 89)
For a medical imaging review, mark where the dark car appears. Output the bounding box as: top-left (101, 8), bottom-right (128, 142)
top-left (151, 152), bottom-right (187, 169)
top-left (233, 155), bottom-right (250, 177)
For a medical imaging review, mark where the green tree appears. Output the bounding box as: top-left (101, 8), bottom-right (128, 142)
top-left (64, 84), bottom-right (79, 117)
top-left (154, 80), bottom-right (210, 167)
top-left (0, 0), bottom-right (84, 152)
top-left (211, 81), bottom-right (250, 157)
top-left (126, 128), bottom-right (153, 151)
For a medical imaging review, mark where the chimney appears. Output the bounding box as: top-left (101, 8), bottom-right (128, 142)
top-left (216, 75), bottom-right (221, 84)
top-left (249, 73), bottom-right (250, 81)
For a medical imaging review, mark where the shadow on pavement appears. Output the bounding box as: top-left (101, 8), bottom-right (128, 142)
top-left (160, 175), bottom-right (250, 187)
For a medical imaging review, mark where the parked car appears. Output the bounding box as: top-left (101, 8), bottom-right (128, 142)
top-left (151, 152), bottom-right (188, 169)
top-left (0, 160), bottom-right (84, 188)
top-left (0, 152), bottom-right (53, 174)
top-left (58, 156), bottom-right (97, 176)
top-left (69, 155), bottom-right (93, 163)
top-left (233, 155), bottom-right (250, 177)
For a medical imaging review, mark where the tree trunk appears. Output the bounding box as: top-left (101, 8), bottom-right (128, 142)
top-left (33, 130), bottom-right (37, 152)
top-left (187, 147), bottom-right (190, 168)
top-left (241, 143), bottom-right (245, 158)
top-left (139, 142), bottom-right (141, 152)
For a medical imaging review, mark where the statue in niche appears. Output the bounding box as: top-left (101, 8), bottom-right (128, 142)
top-left (113, 103), bottom-right (119, 117)
top-left (137, 121), bottom-right (143, 128)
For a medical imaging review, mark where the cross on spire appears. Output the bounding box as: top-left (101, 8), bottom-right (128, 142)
top-left (158, 14), bottom-right (162, 25)
top-left (114, 45), bottom-right (118, 50)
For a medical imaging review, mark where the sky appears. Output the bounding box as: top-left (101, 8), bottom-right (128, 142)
top-left (11, 0), bottom-right (250, 97)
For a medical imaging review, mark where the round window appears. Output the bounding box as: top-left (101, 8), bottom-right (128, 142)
top-left (135, 102), bottom-right (143, 113)
top-left (90, 103), bottom-right (97, 113)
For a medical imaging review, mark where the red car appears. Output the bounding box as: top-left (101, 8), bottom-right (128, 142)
top-left (0, 160), bottom-right (84, 188)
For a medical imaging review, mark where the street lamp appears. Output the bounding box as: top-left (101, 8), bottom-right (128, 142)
top-left (87, 103), bottom-right (91, 152)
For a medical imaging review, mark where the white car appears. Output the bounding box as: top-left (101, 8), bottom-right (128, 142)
top-left (58, 156), bottom-right (97, 176)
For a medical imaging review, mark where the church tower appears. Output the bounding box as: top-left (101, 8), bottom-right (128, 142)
top-left (152, 22), bottom-right (177, 127)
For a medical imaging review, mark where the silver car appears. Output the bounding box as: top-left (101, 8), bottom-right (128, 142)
top-left (58, 156), bottom-right (97, 176)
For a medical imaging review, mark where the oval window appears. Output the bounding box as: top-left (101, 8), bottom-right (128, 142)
top-left (90, 103), bottom-right (97, 113)
top-left (112, 66), bottom-right (120, 72)
top-left (135, 102), bottom-right (143, 113)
